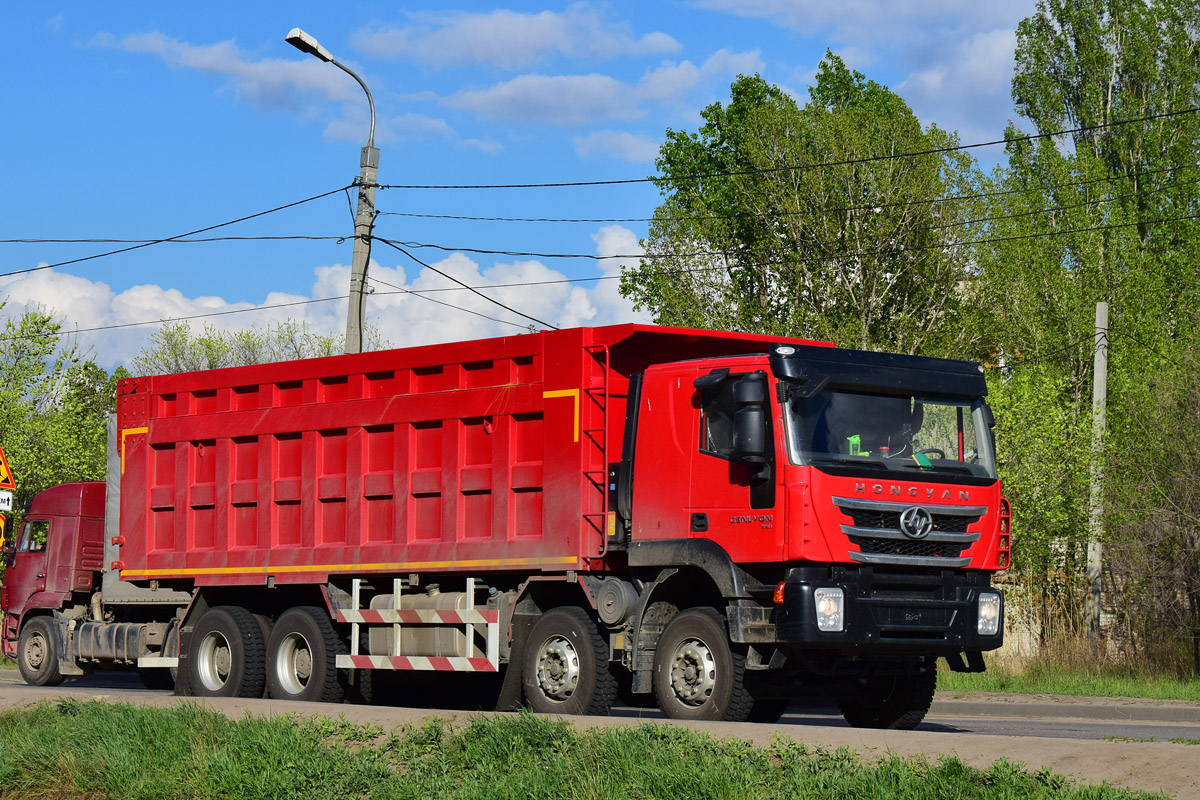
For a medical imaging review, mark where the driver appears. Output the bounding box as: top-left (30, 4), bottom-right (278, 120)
top-left (832, 395), bottom-right (917, 457)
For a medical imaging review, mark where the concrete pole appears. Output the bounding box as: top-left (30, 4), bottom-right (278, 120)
top-left (1086, 301), bottom-right (1108, 638)
top-left (284, 29), bottom-right (378, 355)
top-left (345, 146), bottom-right (379, 354)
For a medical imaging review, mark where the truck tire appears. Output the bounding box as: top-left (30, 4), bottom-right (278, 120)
top-left (18, 617), bottom-right (64, 687)
top-left (188, 606), bottom-right (266, 698)
top-left (266, 606), bottom-right (345, 703)
top-left (837, 666), bottom-right (937, 730)
top-left (522, 606), bottom-right (616, 715)
top-left (653, 607), bottom-right (753, 722)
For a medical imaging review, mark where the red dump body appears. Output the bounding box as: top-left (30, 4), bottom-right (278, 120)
top-left (114, 325), bottom-right (826, 587)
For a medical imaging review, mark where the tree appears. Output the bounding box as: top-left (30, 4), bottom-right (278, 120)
top-left (132, 320), bottom-right (386, 376)
top-left (0, 310), bottom-right (117, 510)
top-left (976, 0), bottom-right (1200, 662)
top-left (621, 54), bottom-right (987, 356)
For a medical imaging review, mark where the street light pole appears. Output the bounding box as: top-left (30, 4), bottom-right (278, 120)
top-left (286, 28), bottom-right (378, 355)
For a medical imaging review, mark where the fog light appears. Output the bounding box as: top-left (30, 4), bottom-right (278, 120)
top-left (978, 592), bottom-right (1001, 635)
top-left (814, 587), bottom-right (844, 632)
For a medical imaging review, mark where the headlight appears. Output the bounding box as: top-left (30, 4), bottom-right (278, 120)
top-left (978, 592), bottom-right (1001, 635)
top-left (814, 587), bottom-right (844, 632)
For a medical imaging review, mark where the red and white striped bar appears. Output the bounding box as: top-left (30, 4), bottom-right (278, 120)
top-left (336, 608), bottom-right (499, 625)
top-left (336, 654), bottom-right (498, 672)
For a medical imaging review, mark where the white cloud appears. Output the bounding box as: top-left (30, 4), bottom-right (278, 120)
top-left (95, 31), bottom-right (379, 144)
top-left (696, 2), bottom-right (1038, 146)
top-left (447, 49), bottom-right (762, 126)
top-left (45, 13), bottom-right (64, 34)
top-left (898, 28), bottom-right (1018, 144)
top-left (325, 111), bottom-right (455, 145)
top-left (462, 138), bottom-right (503, 154)
top-left (574, 130), bottom-right (660, 162)
top-left (588, 226), bottom-right (654, 326)
top-left (639, 49), bottom-right (764, 101)
top-left (352, 3), bottom-right (680, 70)
top-left (0, 232), bottom-right (652, 369)
top-left (448, 74), bottom-right (643, 125)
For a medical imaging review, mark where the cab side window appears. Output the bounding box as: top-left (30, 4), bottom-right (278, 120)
top-left (699, 376), bottom-right (742, 458)
top-left (17, 520), bottom-right (49, 553)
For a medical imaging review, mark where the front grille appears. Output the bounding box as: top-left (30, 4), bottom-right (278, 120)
top-left (832, 496), bottom-right (984, 568)
top-left (849, 534), bottom-right (969, 560)
top-left (844, 508), bottom-right (972, 533)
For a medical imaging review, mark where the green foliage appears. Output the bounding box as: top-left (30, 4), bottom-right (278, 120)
top-left (976, 0), bottom-right (1200, 664)
top-left (622, 55), bottom-right (986, 355)
top-left (0, 701), bottom-right (1167, 799)
top-left (939, 660), bottom-right (1200, 701)
top-left (0, 310), bottom-right (118, 511)
top-left (131, 320), bottom-right (354, 375)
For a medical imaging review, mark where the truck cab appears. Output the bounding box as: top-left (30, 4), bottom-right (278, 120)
top-left (1, 483), bottom-right (105, 670)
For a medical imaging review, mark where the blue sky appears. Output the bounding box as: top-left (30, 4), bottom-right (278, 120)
top-left (1, 2), bottom-right (1037, 368)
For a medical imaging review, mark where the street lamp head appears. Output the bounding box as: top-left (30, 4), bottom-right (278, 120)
top-left (286, 28), bottom-right (334, 63)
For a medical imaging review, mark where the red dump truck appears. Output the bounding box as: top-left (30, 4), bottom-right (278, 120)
top-left (1, 324), bottom-right (1008, 727)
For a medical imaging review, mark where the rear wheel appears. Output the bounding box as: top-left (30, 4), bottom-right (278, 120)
top-left (837, 666), bottom-right (937, 730)
top-left (522, 606), bottom-right (616, 715)
top-left (266, 607), bottom-right (345, 703)
top-left (187, 606), bottom-right (266, 698)
top-left (653, 608), bottom-right (753, 722)
top-left (18, 617), bottom-right (64, 687)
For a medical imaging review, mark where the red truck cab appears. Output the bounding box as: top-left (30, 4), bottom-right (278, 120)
top-left (2, 483), bottom-right (106, 665)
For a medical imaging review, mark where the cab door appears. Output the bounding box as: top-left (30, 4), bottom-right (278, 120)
top-left (687, 367), bottom-right (781, 563)
top-left (1, 519), bottom-right (51, 618)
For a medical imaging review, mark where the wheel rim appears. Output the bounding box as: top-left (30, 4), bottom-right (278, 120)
top-left (24, 632), bottom-right (47, 670)
top-left (195, 630), bottom-right (233, 692)
top-left (668, 636), bottom-right (717, 707)
top-left (274, 631), bottom-right (314, 696)
top-left (534, 634), bottom-right (580, 702)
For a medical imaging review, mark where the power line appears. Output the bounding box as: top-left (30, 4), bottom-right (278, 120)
top-left (376, 162), bottom-right (1200, 225)
top-left (0, 295), bottom-right (347, 341)
top-left (0, 236), bottom-right (344, 244)
top-left (0, 186), bottom-right (351, 279)
top-left (375, 236), bottom-right (558, 330)
top-left (366, 277), bottom-right (531, 330)
top-left (388, 210), bottom-right (1200, 264)
top-left (377, 107), bottom-right (1200, 190)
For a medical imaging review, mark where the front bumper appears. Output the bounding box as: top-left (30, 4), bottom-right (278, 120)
top-left (772, 565), bottom-right (1003, 656)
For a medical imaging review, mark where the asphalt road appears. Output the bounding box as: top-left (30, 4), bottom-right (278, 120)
top-left (1, 668), bottom-right (1198, 797)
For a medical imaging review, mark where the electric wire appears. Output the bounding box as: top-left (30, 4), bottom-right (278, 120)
top-left (0, 186), bottom-right (351, 279)
top-left (388, 210), bottom-right (1200, 265)
top-left (365, 277), bottom-right (532, 330)
top-left (375, 236), bottom-right (558, 330)
top-left (0, 295), bottom-right (347, 341)
top-left (377, 107), bottom-right (1200, 190)
top-left (375, 162), bottom-right (1200, 226)
top-left (1, 236), bottom-right (344, 244)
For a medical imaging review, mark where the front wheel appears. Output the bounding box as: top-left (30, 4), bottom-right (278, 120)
top-left (653, 608), bottom-right (753, 722)
top-left (522, 606), bottom-right (616, 715)
top-left (18, 617), bottom-right (64, 687)
top-left (187, 606), bottom-right (266, 698)
top-left (266, 606), bottom-right (345, 703)
top-left (837, 666), bottom-right (937, 730)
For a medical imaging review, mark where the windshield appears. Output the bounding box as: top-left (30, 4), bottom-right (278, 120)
top-left (784, 390), bottom-right (997, 479)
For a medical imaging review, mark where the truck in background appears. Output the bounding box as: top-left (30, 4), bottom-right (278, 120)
top-left (1, 324), bottom-right (1009, 727)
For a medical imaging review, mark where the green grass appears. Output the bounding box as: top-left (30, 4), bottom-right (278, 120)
top-left (938, 663), bottom-right (1200, 702)
top-left (0, 699), bottom-right (1168, 800)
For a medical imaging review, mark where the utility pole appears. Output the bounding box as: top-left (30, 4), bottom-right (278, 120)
top-left (286, 28), bottom-right (379, 355)
top-left (1086, 301), bottom-right (1108, 638)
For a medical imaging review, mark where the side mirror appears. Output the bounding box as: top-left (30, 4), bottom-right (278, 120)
top-left (732, 374), bottom-right (767, 463)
